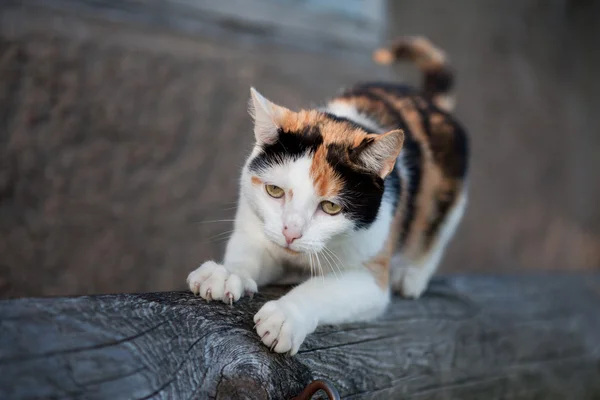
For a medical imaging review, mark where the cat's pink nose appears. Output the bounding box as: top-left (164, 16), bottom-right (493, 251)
top-left (283, 225), bottom-right (302, 245)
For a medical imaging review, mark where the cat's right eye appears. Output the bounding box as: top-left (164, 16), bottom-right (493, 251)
top-left (265, 184), bottom-right (285, 198)
top-left (321, 201), bottom-right (342, 215)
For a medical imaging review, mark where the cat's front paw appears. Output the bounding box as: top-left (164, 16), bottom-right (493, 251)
top-left (253, 300), bottom-right (314, 355)
top-left (187, 261), bottom-right (257, 304)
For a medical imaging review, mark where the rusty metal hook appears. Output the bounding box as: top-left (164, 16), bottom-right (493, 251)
top-left (292, 379), bottom-right (340, 400)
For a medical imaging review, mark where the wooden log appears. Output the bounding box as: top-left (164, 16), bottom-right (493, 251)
top-left (1, 274), bottom-right (599, 399)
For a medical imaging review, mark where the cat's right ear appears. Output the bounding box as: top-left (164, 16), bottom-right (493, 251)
top-left (352, 129), bottom-right (404, 178)
top-left (248, 87), bottom-right (289, 145)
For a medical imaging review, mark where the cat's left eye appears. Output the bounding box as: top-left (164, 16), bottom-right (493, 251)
top-left (265, 184), bottom-right (285, 198)
top-left (321, 201), bottom-right (342, 215)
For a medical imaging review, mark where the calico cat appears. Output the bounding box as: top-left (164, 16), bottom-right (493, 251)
top-left (187, 37), bottom-right (468, 355)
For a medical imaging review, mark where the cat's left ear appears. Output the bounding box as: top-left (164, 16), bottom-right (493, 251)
top-left (248, 87), bottom-right (290, 145)
top-left (353, 130), bottom-right (404, 178)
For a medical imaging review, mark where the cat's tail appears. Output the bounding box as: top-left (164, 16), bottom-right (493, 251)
top-left (373, 36), bottom-right (455, 112)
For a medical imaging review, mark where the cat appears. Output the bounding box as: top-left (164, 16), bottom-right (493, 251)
top-left (187, 36), bottom-right (468, 355)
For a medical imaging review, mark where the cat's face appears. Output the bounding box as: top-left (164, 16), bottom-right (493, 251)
top-left (242, 88), bottom-right (404, 254)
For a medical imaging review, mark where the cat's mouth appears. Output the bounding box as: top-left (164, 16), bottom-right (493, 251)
top-left (283, 247), bottom-right (300, 255)
top-left (272, 241), bottom-right (302, 255)
top-left (265, 233), bottom-right (304, 255)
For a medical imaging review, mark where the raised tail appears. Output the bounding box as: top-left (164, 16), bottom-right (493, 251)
top-left (373, 36), bottom-right (455, 112)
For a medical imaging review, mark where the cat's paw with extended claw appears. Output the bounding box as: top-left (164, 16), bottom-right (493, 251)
top-left (253, 300), bottom-right (315, 355)
top-left (187, 261), bottom-right (257, 304)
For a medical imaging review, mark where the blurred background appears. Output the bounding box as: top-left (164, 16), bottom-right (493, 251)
top-left (1, 0), bottom-right (599, 298)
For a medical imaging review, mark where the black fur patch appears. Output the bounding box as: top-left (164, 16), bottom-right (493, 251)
top-left (346, 84), bottom-right (423, 244)
top-left (411, 97), bottom-right (433, 137)
top-left (323, 102), bottom-right (403, 228)
top-left (326, 143), bottom-right (386, 229)
top-left (384, 164), bottom-right (401, 212)
top-left (423, 191), bottom-right (456, 249)
top-left (437, 113), bottom-right (469, 179)
top-left (412, 98), bottom-right (469, 179)
top-left (398, 137), bottom-right (422, 244)
top-left (424, 68), bottom-right (453, 96)
top-left (248, 126), bottom-right (323, 172)
top-left (422, 111), bottom-right (469, 248)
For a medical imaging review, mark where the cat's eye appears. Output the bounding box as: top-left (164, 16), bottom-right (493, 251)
top-left (265, 184), bottom-right (285, 198)
top-left (321, 201), bottom-right (342, 215)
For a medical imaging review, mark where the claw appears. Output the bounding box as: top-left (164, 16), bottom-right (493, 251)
top-left (205, 289), bottom-right (212, 303)
top-left (262, 331), bottom-right (270, 339)
top-left (253, 319), bottom-right (261, 330)
top-left (270, 339), bottom-right (278, 352)
top-left (226, 292), bottom-right (233, 306)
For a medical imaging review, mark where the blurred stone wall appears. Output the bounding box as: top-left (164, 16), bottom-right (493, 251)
top-left (1, 0), bottom-right (599, 298)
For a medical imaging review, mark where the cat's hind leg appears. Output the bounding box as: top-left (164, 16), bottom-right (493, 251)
top-left (392, 191), bottom-right (467, 298)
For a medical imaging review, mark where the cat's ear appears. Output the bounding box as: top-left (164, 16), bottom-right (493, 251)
top-left (353, 130), bottom-right (404, 178)
top-left (248, 87), bottom-right (289, 145)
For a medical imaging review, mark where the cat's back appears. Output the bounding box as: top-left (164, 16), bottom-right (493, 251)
top-left (325, 36), bottom-right (470, 257)
top-left (330, 81), bottom-right (468, 184)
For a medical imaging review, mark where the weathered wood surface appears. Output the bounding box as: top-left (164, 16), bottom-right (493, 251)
top-left (1, 274), bottom-right (600, 399)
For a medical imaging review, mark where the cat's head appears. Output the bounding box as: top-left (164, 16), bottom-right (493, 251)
top-left (242, 88), bottom-right (404, 254)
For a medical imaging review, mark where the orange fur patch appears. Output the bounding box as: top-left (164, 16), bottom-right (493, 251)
top-left (372, 48), bottom-right (394, 65)
top-left (310, 145), bottom-right (343, 197)
top-left (365, 201), bottom-right (404, 289)
top-left (276, 109), bottom-right (372, 198)
top-left (367, 90), bottom-right (448, 259)
top-left (251, 176), bottom-right (262, 186)
top-left (278, 109), bottom-right (371, 146)
top-left (430, 113), bottom-right (446, 126)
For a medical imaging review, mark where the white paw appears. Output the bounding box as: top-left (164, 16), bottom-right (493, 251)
top-left (253, 300), bottom-right (312, 355)
top-left (186, 261), bottom-right (257, 304)
top-left (399, 267), bottom-right (430, 299)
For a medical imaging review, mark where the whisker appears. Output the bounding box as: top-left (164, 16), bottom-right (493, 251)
top-left (202, 230), bottom-right (235, 244)
top-left (321, 247), bottom-right (337, 276)
top-left (315, 252), bottom-right (325, 284)
top-left (320, 249), bottom-right (339, 280)
top-left (212, 236), bottom-right (233, 244)
top-left (208, 229), bottom-right (236, 238)
top-left (325, 246), bottom-right (344, 265)
top-left (324, 246), bottom-right (345, 278)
